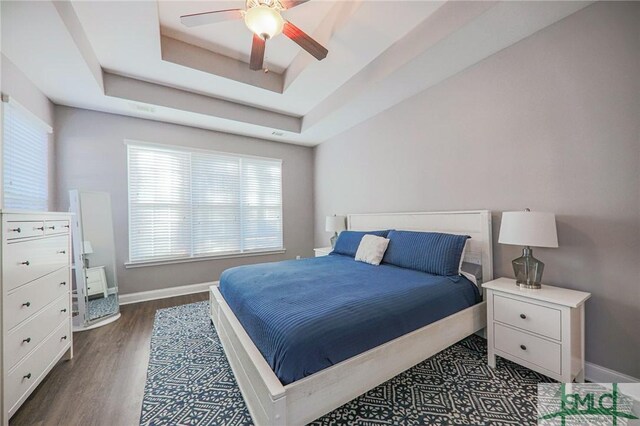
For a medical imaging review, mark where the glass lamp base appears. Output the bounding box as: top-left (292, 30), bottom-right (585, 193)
top-left (330, 233), bottom-right (338, 249)
top-left (512, 247), bottom-right (545, 289)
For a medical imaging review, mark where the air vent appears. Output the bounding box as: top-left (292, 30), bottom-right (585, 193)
top-left (129, 103), bottom-right (156, 114)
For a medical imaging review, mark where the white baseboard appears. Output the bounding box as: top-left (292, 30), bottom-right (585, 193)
top-left (119, 281), bottom-right (217, 305)
top-left (585, 362), bottom-right (639, 383)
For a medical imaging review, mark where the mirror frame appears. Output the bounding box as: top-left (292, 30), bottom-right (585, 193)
top-left (69, 189), bottom-right (120, 329)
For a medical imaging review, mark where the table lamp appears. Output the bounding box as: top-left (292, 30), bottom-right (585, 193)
top-left (498, 209), bottom-right (558, 289)
top-left (325, 215), bottom-right (346, 248)
top-left (82, 240), bottom-right (94, 269)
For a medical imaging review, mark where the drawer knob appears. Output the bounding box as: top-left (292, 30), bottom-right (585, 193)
top-left (60, 281), bottom-right (67, 286)
top-left (21, 261), bottom-right (30, 266)
top-left (9, 227), bottom-right (21, 233)
top-left (47, 226), bottom-right (55, 230)
top-left (64, 224), bottom-right (70, 228)
top-left (35, 226), bottom-right (45, 231)
top-left (61, 335), bottom-right (68, 340)
top-left (57, 250), bottom-right (66, 254)
top-left (520, 313), bottom-right (527, 319)
top-left (520, 344), bottom-right (527, 351)
top-left (61, 308), bottom-right (67, 313)
top-left (22, 337), bottom-right (31, 344)
top-left (23, 373), bottom-right (32, 380)
top-left (22, 302), bottom-right (31, 307)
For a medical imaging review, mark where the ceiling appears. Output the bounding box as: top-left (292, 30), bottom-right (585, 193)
top-left (1, 0), bottom-right (592, 146)
top-left (158, 1), bottom-right (336, 74)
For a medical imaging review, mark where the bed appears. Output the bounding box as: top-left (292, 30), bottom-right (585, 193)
top-left (209, 210), bottom-right (493, 425)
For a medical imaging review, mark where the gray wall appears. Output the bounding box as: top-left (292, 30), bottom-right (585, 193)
top-left (314, 2), bottom-right (640, 378)
top-left (56, 106), bottom-right (314, 295)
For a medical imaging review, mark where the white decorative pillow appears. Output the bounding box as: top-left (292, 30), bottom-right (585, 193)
top-left (355, 235), bottom-right (390, 266)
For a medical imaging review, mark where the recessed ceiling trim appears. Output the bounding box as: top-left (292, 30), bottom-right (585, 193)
top-left (283, 0), bottom-right (362, 92)
top-left (52, 0), bottom-right (104, 92)
top-left (161, 35), bottom-right (284, 93)
top-left (300, 0), bottom-right (593, 142)
top-left (103, 72), bottom-right (301, 133)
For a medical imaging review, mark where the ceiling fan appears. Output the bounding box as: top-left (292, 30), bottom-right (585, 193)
top-left (180, 0), bottom-right (329, 71)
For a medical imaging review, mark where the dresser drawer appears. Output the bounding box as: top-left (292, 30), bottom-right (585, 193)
top-left (4, 221), bottom-right (45, 240)
top-left (3, 235), bottom-right (70, 291)
top-left (494, 323), bottom-right (561, 375)
top-left (44, 220), bottom-right (70, 235)
top-left (5, 321), bottom-right (70, 414)
top-left (5, 294), bottom-right (70, 369)
top-left (493, 294), bottom-right (561, 340)
top-left (5, 268), bottom-right (70, 330)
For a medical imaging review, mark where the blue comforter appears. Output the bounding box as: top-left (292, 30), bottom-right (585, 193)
top-left (219, 253), bottom-right (480, 385)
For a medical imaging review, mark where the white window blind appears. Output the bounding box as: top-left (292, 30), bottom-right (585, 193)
top-left (2, 98), bottom-right (50, 211)
top-left (127, 143), bottom-right (283, 263)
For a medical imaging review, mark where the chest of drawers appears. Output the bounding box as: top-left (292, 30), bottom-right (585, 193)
top-left (1, 211), bottom-right (73, 424)
top-left (484, 278), bottom-right (590, 383)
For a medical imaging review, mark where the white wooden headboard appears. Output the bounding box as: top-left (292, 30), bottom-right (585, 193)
top-left (347, 210), bottom-right (494, 284)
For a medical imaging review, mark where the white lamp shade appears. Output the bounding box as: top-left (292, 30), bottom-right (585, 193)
top-left (325, 215), bottom-right (346, 233)
top-left (498, 211), bottom-right (558, 248)
top-left (82, 240), bottom-right (94, 255)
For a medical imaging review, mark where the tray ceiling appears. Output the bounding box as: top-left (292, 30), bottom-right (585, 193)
top-left (1, 0), bottom-right (592, 145)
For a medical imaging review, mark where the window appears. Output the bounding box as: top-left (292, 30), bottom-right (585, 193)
top-left (127, 142), bottom-right (283, 264)
top-left (2, 97), bottom-right (51, 210)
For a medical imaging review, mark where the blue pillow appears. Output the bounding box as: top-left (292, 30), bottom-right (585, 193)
top-left (382, 230), bottom-right (469, 276)
top-left (332, 230), bottom-right (390, 257)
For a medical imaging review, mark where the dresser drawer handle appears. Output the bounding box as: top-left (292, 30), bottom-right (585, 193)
top-left (57, 250), bottom-right (66, 254)
top-left (21, 261), bottom-right (30, 266)
top-left (61, 335), bottom-right (68, 341)
top-left (9, 227), bottom-right (21, 233)
top-left (60, 281), bottom-right (67, 286)
top-left (64, 224), bottom-right (70, 229)
top-left (520, 313), bottom-right (527, 319)
top-left (35, 226), bottom-right (45, 231)
top-left (23, 373), bottom-right (32, 380)
top-left (47, 226), bottom-right (56, 230)
top-left (520, 344), bottom-right (527, 351)
top-left (22, 302), bottom-right (31, 307)
top-left (22, 337), bottom-right (31, 344)
top-left (61, 308), bottom-right (67, 313)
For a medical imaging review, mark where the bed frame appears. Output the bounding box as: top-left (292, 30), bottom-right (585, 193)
top-left (209, 210), bottom-right (493, 425)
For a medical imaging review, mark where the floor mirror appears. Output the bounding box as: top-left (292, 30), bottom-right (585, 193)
top-left (69, 190), bottom-right (121, 331)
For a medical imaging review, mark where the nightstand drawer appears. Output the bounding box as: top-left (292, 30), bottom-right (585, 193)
top-left (494, 323), bottom-right (561, 375)
top-left (493, 294), bottom-right (561, 340)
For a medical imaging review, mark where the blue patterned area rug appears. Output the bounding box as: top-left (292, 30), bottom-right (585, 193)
top-left (140, 301), bottom-right (552, 426)
top-left (88, 294), bottom-right (119, 320)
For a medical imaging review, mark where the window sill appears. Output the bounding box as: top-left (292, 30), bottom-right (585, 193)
top-left (124, 248), bottom-right (287, 269)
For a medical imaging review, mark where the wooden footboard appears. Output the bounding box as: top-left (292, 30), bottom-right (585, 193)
top-left (210, 287), bottom-right (288, 425)
top-left (210, 286), bottom-right (487, 426)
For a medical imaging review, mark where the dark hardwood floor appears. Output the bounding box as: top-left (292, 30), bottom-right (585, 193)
top-left (10, 292), bottom-right (209, 426)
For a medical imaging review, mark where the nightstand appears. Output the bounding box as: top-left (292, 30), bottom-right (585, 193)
top-left (484, 277), bottom-right (591, 382)
top-left (86, 265), bottom-right (108, 298)
top-left (314, 247), bottom-right (333, 257)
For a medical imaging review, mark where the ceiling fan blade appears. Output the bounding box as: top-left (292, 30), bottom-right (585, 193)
top-left (180, 9), bottom-right (243, 27)
top-left (282, 21), bottom-right (328, 61)
top-left (250, 34), bottom-right (266, 71)
top-left (280, 0), bottom-right (311, 10)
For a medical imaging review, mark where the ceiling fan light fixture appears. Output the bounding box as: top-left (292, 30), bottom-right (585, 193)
top-left (244, 5), bottom-right (284, 39)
